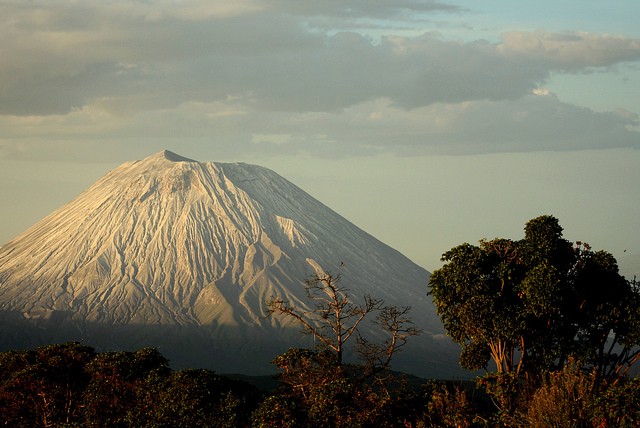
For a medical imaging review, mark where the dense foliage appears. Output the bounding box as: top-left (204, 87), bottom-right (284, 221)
top-left (429, 215), bottom-right (640, 425)
top-left (0, 343), bottom-right (260, 427)
top-left (429, 215), bottom-right (640, 380)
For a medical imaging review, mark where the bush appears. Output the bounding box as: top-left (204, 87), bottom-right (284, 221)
top-left (526, 361), bottom-right (596, 428)
top-left (135, 369), bottom-right (259, 427)
top-left (476, 371), bottom-right (528, 425)
top-left (592, 377), bottom-right (640, 427)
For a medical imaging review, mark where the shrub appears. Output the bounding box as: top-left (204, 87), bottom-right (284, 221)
top-left (526, 361), bottom-right (596, 428)
top-left (592, 377), bottom-right (640, 427)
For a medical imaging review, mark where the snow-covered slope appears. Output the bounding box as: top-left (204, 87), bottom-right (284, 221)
top-left (0, 150), bottom-right (460, 377)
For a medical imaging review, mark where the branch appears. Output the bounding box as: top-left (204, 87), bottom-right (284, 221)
top-left (266, 297), bottom-right (338, 353)
top-left (357, 305), bottom-right (420, 375)
top-left (342, 295), bottom-right (384, 345)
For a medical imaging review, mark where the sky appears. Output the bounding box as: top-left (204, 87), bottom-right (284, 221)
top-left (0, 0), bottom-right (639, 278)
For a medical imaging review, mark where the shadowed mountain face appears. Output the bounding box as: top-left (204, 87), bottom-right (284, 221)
top-left (0, 150), bottom-right (461, 377)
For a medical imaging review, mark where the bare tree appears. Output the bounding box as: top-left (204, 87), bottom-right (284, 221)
top-left (267, 271), bottom-right (419, 371)
top-left (356, 305), bottom-right (421, 374)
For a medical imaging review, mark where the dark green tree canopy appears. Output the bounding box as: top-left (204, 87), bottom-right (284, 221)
top-left (429, 215), bottom-right (640, 381)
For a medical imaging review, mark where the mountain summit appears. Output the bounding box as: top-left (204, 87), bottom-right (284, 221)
top-left (0, 151), bottom-right (459, 376)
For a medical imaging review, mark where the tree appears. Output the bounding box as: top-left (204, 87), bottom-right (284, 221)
top-left (0, 342), bottom-right (96, 427)
top-left (133, 369), bottom-right (260, 428)
top-left (429, 215), bottom-right (640, 382)
top-left (263, 271), bottom-right (420, 427)
top-left (82, 347), bottom-right (171, 426)
top-left (429, 238), bottom-right (527, 374)
top-left (267, 272), bottom-right (419, 372)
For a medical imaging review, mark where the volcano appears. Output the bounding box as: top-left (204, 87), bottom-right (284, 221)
top-left (0, 150), bottom-right (460, 377)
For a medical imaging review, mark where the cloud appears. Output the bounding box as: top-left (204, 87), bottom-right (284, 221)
top-left (270, 0), bottom-right (460, 18)
top-left (250, 95), bottom-right (639, 156)
top-left (2, 0), bottom-right (639, 117)
top-left (2, 92), bottom-right (637, 162)
top-left (139, 0), bottom-right (268, 21)
top-left (0, 1), bottom-right (639, 159)
top-left (499, 31), bottom-right (640, 71)
top-left (0, 2), bottom-right (322, 115)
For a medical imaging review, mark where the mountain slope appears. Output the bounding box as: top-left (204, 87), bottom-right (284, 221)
top-left (0, 150), bottom-right (460, 377)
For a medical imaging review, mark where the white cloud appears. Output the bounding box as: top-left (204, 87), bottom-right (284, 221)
top-left (532, 88), bottom-right (550, 96)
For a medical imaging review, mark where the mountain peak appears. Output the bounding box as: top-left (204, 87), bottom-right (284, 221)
top-left (152, 150), bottom-right (196, 163)
top-left (0, 151), bottom-right (459, 377)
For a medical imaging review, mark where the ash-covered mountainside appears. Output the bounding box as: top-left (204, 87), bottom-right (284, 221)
top-left (0, 150), bottom-right (460, 377)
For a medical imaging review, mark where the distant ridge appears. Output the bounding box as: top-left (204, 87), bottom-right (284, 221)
top-left (0, 151), bottom-right (461, 377)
